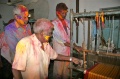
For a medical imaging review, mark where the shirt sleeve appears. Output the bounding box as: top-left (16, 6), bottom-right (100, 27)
top-left (12, 39), bottom-right (28, 71)
top-left (45, 43), bottom-right (58, 60)
top-left (5, 28), bottom-right (17, 53)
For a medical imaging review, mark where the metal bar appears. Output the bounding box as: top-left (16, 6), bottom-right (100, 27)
top-left (100, 6), bottom-right (120, 11)
top-left (70, 9), bottom-right (74, 79)
top-left (87, 19), bottom-right (90, 49)
top-left (72, 10), bottom-right (120, 18)
top-left (76, 0), bottom-right (79, 43)
top-left (84, 49), bottom-right (120, 57)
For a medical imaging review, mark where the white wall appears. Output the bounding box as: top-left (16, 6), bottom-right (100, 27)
top-left (48, 0), bottom-right (120, 20)
top-left (24, 0), bottom-right (49, 19)
top-left (0, 4), bottom-right (13, 32)
top-left (48, 0), bottom-right (76, 20)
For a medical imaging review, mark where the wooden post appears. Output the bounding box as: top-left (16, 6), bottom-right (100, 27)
top-left (76, 0), bottom-right (79, 43)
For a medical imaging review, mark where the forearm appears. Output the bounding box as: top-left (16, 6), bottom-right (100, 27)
top-left (56, 54), bottom-right (71, 61)
top-left (56, 54), bottom-right (81, 64)
top-left (12, 69), bottom-right (23, 79)
top-left (64, 42), bottom-right (77, 49)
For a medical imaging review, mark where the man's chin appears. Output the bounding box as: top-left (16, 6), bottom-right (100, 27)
top-left (22, 23), bottom-right (27, 26)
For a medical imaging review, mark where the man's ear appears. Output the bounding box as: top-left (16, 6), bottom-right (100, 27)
top-left (15, 15), bottom-right (22, 19)
top-left (56, 11), bottom-right (63, 19)
top-left (56, 11), bottom-right (59, 16)
top-left (40, 30), bottom-right (45, 35)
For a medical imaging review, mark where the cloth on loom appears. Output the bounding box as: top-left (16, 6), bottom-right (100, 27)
top-left (84, 63), bottom-right (120, 79)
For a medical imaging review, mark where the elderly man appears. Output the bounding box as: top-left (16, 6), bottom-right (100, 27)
top-left (5, 4), bottom-right (32, 63)
top-left (12, 18), bottom-right (81, 79)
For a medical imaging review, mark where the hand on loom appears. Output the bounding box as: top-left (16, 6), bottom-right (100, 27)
top-left (74, 45), bottom-right (83, 53)
top-left (71, 57), bottom-right (82, 66)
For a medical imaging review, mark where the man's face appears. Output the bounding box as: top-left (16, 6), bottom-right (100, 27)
top-left (57, 10), bottom-right (68, 20)
top-left (16, 11), bottom-right (29, 26)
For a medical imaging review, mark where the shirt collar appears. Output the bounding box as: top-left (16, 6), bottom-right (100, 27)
top-left (31, 34), bottom-right (42, 47)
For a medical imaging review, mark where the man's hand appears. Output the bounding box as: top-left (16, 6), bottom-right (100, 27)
top-left (71, 57), bottom-right (81, 65)
top-left (74, 46), bottom-right (83, 52)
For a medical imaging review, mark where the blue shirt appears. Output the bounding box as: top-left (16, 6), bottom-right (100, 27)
top-left (5, 21), bottom-right (32, 54)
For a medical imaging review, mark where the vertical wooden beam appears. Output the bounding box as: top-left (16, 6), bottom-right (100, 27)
top-left (70, 9), bottom-right (74, 79)
top-left (76, 0), bottom-right (79, 43)
top-left (76, 0), bottom-right (79, 13)
top-left (87, 19), bottom-right (90, 49)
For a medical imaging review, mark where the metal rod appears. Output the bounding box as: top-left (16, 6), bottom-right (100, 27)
top-left (76, 0), bottom-right (79, 43)
top-left (72, 10), bottom-right (120, 18)
top-left (70, 9), bottom-right (74, 79)
top-left (84, 49), bottom-right (120, 57)
top-left (87, 19), bottom-right (90, 49)
top-left (112, 16), bottom-right (114, 43)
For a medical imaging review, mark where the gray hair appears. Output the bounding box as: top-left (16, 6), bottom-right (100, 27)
top-left (13, 4), bottom-right (28, 15)
top-left (33, 18), bottom-right (53, 33)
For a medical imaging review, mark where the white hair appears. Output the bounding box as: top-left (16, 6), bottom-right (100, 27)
top-left (33, 18), bottom-right (53, 33)
top-left (13, 4), bottom-right (28, 15)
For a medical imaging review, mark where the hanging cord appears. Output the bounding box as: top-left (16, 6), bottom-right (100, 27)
top-left (108, 16), bottom-right (112, 52)
top-left (111, 16), bottom-right (115, 52)
top-left (94, 12), bottom-right (99, 51)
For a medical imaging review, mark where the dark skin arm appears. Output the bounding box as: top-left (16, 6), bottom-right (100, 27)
top-left (56, 54), bottom-right (81, 65)
top-left (64, 42), bottom-right (83, 52)
top-left (12, 69), bottom-right (23, 79)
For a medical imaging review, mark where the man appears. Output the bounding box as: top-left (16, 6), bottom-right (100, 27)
top-left (12, 18), bottom-right (81, 79)
top-left (0, 19), bottom-right (14, 79)
top-left (5, 4), bottom-right (32, 63)
top-left (52, 3), bottom-right (82, 79)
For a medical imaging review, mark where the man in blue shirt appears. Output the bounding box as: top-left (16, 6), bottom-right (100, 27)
top-left (5, 4), bottom-right (32, 63)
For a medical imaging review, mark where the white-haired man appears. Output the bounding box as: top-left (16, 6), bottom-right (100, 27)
top-left (5, 4), bottom-right (32, 63)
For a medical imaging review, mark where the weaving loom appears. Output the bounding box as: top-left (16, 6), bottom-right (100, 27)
top-left (70, 8), bottom-right (120, 79)
top-left (84, 63), bottom-right (120, 79)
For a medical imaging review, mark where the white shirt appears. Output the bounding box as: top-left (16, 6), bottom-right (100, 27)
top-left (12, 34), bottom-right (58, 79)
top-left (52, 18), bottom-right (70, 56)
